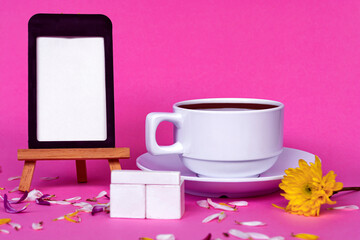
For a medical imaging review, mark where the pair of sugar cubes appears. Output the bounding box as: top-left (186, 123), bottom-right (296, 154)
top-left (110, 170), bottom-right (185, 219)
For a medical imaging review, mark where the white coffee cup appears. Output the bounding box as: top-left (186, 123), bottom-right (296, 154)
top-left (145, 98), bottom-right (284, 178)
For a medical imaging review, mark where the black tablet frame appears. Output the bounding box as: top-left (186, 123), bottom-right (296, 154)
top-left (28, 14), bottom-right (115, 149)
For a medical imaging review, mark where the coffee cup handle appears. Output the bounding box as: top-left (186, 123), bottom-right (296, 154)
top-left (145, 112), bottom-right (183, 155)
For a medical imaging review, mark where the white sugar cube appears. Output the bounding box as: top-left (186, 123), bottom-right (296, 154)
top-left (111, 170), bottom-right (180, 185)
top-left (146, 180), bottom-right (185, 219)
top-left (110, 183), bottom-right (145, 218)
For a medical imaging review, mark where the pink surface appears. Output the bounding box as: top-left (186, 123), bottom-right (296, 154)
top-left (1, 0), bottom-right (360, 239)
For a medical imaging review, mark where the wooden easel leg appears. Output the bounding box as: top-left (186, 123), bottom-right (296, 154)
top-left (108, 159), bottom-right (121, 171)
top-left (75, 160), bottom-right (87, 183)
top-left (19, 161), bottom-right (36, 192)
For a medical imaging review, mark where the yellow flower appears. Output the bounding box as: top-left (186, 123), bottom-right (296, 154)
top-left (279, 156), bottom-right (343, 216)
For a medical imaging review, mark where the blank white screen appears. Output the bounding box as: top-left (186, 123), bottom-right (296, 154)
top-left (36, 37), bottom-right (107, 141)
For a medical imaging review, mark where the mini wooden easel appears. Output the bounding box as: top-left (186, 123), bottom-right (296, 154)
top-left (17, 147), bottom-right (130, 192)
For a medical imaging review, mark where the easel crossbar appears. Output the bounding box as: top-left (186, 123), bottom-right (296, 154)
top-left (18, 148), bottom-right (130, 160)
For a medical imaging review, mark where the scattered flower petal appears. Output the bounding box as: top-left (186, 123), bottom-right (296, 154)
top-left (271, 204), bottom-right (285, 210)
top-left (269, 237), bottom-right (285, 240)
top-left (197, 200), bottom-right (210, 209)
top-left (0, 218), bottom-right (11, 225)
top-left (235, 221), bottom-right (266, 227)
top-left (202, 212), bottom-right (223, 223)
top-left (228, 229), bottom-right (250, 239)
top-left (26, 189), bottom-right (43, 201)
top-left (95, 191), bottom-right (107, 198)
top-left (229, 201), bottom-right (248, 207)
top-left (291, 233), bottom-right (319, 240)
top-left (92, 205), bottom-right (104, 215)
top-left (73, 202), bottom-right (93, 213)
top-left (54, 211), bottom-right (80, 223)
top-left (64, 196), bottom-right (81, 202)
top-left (35, 194), bottom-right (53, 205)
top-left (3, 194), bottom-right (29, 213)
top-left (9, 191), bottom-right (28, 204)
top-left (8, 222), bottom-right (21, 231)
top-left (64, 214), bottom-right (81, 223)
top-left (92, 203), bottom-right (110, 215)
top-left (9, 186), bottom-right (19, 193)
top-left (36, 198), bottom-right (50, 206)
top-left (156, 234), bottom-right (175, 240)
top-left (41, 176), bottom-right (59, 181)
top-left (32, 222), bottom-right (43, 230)
top-left (0, 187), bottom-right (4, 190)
top-left (219, 202), bottom-right (236, 208)
top-left (8, 176), bottom-right (21, 181)
top-left (207, 198), bottom-right (236, 211)
top-left (53, 216), bottom-right (65, 221)
top-left (218, 212), bottom-right (226, 222)
top-left (86, 191), bottom-right (108, 202)
top-left (0, 229), bottom-right (10, 234)
top-left (47, 200), bottom-right (71, 205)
top-left (247, 232), bottom-right (270, 239)
top-left (328, 205), bottom-right (359, 210)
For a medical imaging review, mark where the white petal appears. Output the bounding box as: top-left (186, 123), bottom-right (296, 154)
top-left (11, 197), bottom-right (20, 202)
top-left (32, 222), bottom-right (43, 230)
top-left (8, 176), bottom-right (21, 181)
top-left (73, 202), bottom-right (94, 212)
top-left (8, 222), bottom-right (21, 230)
top-left (328, 205), bottom-right (359, 210)
top-left (47, 200), bottom-right (71, 205)
top-left (207, 198), bottom-right (236, 211)
top-left (64, 196), bottom-right (81, 202)
top-left (26, 189), bottom-right (43, 201)
top-left (41, 176), bottom-right (59, 181)
top-left (156, 234), bottom-right (175, 240)
top-left (0, 195), bottom-right (3, 201)
top-left (0, 229), bottom-right (10, 234)
top-left (247, 232), bottom-right (270, 239)
top-left (236, 221), bottom-right (266, 226)
top-left (229, 201), bottom-right (248, 207)
top-left (269, 237), bottom-right (285, 240)
top-left (197, 200), bottom-right (210, 209)
top-left (95, 191), bottom-right (107, 199)
top-left (94, 203), bottom-right (110, 207)
top-left (53, 216), bottom-right (65, 221)
top-left (218, 211), bottom-right (226, 222)
top-left (202, 213), bottom-right (221, 223)
top-left (228, 229), bottom-right (250, 239)
top-left (73, 202), bottom-right (89, 207)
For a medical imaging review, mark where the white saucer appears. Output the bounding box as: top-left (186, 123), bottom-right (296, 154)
top-left (136, 147), bottom-right (316, 198)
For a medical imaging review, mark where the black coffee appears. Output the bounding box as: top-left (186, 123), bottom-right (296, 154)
top-left (178, 103), bottom-right (278, 110)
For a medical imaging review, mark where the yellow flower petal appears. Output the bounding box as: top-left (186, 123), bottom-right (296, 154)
top-left (0, 219), bottom-right (11, 225)
top-left (64, 214), bottom-right (81, 223)
top-left (272, 204), bottom-right (285, 210)
top-left (292, 233), bottom-right (319, 239)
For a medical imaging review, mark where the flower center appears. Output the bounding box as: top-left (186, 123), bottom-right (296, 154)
top-left (304, 185), bottom-right (312, 195)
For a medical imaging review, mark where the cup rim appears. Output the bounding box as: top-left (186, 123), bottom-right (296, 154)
top-left (173, 98), bottom-right (284, 113)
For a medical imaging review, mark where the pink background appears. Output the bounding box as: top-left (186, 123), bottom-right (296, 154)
top-left (1, 0), bottom-right (360, 239)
